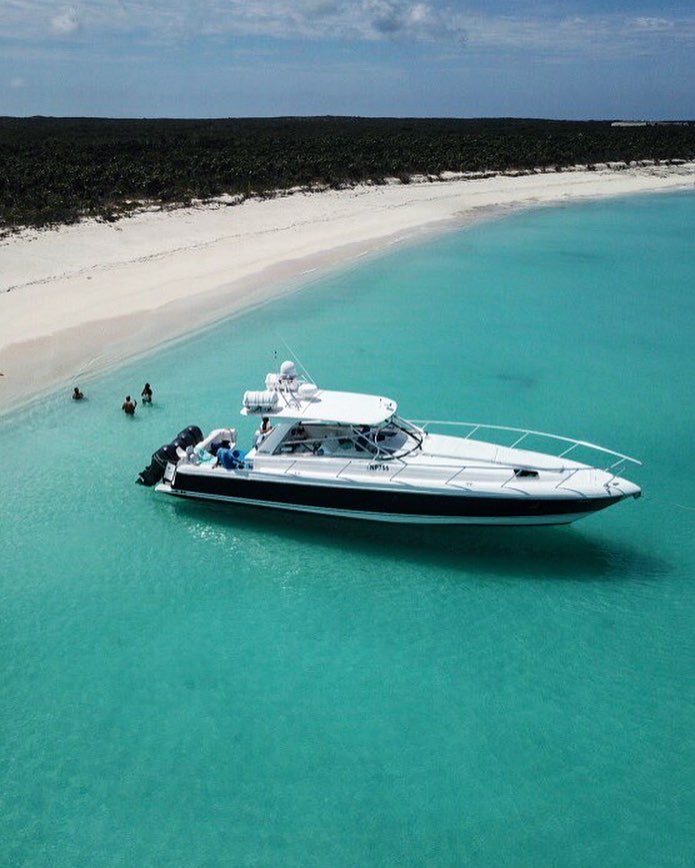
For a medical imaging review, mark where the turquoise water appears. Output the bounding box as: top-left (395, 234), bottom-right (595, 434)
top-left (2, 193), bottom-right (694, 867)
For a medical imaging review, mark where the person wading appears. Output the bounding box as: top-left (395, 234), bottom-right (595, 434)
top-left (122, 395), bottom-right (137, 415)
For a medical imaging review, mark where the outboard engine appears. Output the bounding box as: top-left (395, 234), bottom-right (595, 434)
top-left (137, 443), bottom-right (178, 487)
top-left (175, 425), bottom-right (203, 448)
top-left (136, 424), bottom-right (204, 486)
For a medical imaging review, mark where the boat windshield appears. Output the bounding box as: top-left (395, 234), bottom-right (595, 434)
top-left (257, 417), bottom-right (422, 459)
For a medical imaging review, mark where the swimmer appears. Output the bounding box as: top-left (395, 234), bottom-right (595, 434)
top-left (72, 386), bottom-right (84, 400)
top-left (122, 395), bottom-right (137, 415)
top-left (141, 382), bottom-right (153, 404)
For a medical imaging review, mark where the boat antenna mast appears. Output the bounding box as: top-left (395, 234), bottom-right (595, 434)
top-left (276, 336), bottom-right (316, 384)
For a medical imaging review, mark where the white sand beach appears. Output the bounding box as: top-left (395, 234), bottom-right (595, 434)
top-left (1, 162), bottom-right (694, 413)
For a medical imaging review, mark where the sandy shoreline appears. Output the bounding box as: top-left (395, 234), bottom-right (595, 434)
top-left (1, 163), bottom-right (694, 414)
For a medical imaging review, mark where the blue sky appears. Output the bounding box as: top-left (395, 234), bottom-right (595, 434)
top-left (1, 1), bottom-right (693, 118)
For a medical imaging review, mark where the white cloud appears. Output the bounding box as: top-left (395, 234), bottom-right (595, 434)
top-left (0, 1), bottom-right (466, 43)
top-left (0, 1), bottom-right (693, 56)
top-left (451, 10), bottom-right (695, 57)
top-left (50, 5), bottom-right (80, 34)
top-left (300, 0), bottom-right (340, 17)
top-left (191, 1), bottom-right (466, 43)
top-left (633, 17), bottom-right (673, 32)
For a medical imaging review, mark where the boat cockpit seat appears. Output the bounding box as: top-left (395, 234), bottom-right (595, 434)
top-left (315, 437), bottom-right (340, 456)
top-left (195, 428), bottom-right (237, 459)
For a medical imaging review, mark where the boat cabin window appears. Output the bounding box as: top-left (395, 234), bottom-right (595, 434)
top-left (257, 419), bottom-right (416, 458)
top-left (253, 423), bottom-right (286, 455)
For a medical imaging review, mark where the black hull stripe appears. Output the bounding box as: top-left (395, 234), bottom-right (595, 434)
top-left (172, 472), bottom-right (617, 518)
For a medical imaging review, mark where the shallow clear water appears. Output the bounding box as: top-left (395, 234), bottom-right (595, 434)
top-left (2, 193), bottom-right (694, 867)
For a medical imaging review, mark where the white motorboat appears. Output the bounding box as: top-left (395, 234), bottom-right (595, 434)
top-left (141, 361), bottom-right (642, 525)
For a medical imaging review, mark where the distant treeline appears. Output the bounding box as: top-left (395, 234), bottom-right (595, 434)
top-left (1, 116), bottom-right (694, 230)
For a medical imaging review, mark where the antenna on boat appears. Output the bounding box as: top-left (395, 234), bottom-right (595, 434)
top-left (278, 336), bottom-right (315, 384)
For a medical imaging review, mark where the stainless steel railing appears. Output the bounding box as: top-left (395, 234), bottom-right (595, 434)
top-left (411, 419), bottom-right (641, 469)
top-left (248, 419), bottom-right (641, 495)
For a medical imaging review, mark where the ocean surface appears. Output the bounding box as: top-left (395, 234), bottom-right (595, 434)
top-left (1, 192), bottom-right (694, 867)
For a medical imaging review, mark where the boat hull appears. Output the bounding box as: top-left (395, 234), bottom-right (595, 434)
top-left (158, 470), bottom-right (629, 526)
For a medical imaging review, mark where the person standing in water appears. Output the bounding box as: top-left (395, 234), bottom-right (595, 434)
top-left (72, 386), bottom-right (84, 400)
top-left (122, 395), bottom-right (137, 415)
top-left (141, 383), bottom-right (153, 404)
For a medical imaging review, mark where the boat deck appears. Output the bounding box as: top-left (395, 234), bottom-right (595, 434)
top-left (176, 431), bottom-right (638, 502)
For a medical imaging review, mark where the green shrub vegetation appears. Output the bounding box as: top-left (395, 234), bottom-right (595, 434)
top-left (1, 116), bottom-right (694, 230)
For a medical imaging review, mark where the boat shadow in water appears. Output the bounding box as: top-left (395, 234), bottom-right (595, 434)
top-left (169, 500), bottom-right (669, 582)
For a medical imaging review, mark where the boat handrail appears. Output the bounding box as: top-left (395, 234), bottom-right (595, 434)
top-left (410, 419), bottom-right (642, 469)
top-left (268, 454), bottom-right (632, 496)
top-left (267, 453), bottom-right (624, 476)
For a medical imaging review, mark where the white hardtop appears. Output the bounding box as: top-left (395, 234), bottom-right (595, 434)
top-left (243, 388), bottom-right (397, 426)
top-left (241, 361), bottom-right (397, 426)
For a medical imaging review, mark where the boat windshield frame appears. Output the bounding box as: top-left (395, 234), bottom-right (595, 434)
top-left (258, 415), bottom-right (423, 461)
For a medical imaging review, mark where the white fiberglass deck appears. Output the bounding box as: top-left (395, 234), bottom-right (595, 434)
top-left (189, 431), bottom-right (636, 501)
